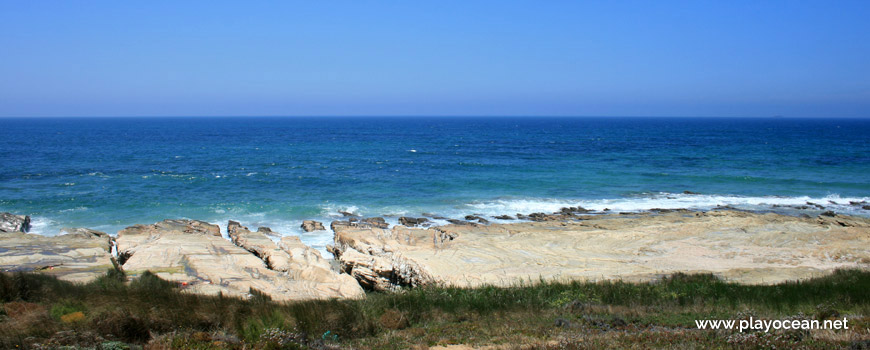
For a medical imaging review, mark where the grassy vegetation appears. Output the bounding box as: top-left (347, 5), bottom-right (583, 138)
top-left (1, 269), bottom-right (869, 349)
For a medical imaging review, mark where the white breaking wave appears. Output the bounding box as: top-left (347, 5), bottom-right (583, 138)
top-left (462, 193), bottom-right (870, 217)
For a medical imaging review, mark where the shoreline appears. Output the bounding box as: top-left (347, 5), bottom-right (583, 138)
top-left (3, 206), bottom-right (869, 300)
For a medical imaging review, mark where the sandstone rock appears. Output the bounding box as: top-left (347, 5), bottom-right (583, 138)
top-left (0, 228), bottom-right (115, 283)
top-left (331, 210), bottom-right (870, 289)
top-left (0, 212), bottom-right (30, 233)
top-left (300, 220), bottom-right (326, 232)
top-left (228, 221), bottom-right (294, 271)
top-left (117, 219), bottom-right (363, 301)
top-left (493, 215), bottom-right (515, 220)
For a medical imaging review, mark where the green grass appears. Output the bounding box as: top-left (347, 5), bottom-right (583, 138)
top-left (1, 269), bottom-right (869, 349)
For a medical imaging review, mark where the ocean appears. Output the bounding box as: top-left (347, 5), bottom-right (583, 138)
top-left (1, 116), bottom-right (868, 253)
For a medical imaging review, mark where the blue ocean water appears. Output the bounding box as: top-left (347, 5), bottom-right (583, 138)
top-left (1, 117), bottom-right (868, 251)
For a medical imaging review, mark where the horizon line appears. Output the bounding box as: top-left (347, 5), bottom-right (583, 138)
top-left (2, 115), bottom-right (868, 119)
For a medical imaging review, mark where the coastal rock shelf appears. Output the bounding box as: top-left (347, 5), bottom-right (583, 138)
top-left (2, 209), bottom-right (869, 299)
top-left (0, 225), bottom-right (116, 283)
top-left (116, 219), bottom-right (364, 301)
top-left (330, 210), bottom-right (870, 291)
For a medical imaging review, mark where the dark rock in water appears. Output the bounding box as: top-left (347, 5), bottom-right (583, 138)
top-left (493, 215), bottom-right (515, 220)
top-left (0, 212), bottom-right (30, 233)
top-left (516, 213), bottom-right (528, 220)
top-left (422, 213), bottom-right (448, 219)
top-left (464, 215), bottom-right (489, 224)
top-left (447, 219), bottom-right (476, 226)
top-left (362, 217), bottom-right (389, 229)
top-left (528, 213), bottom-right (554, 221)
top-left (301, 220), bottom-right (326, 232)
top-left (348, 217), bottom-right (359, 223)
top-left (683, 190), bottom-right (700, 194)
top-left (398, 217), bottom-right (428, 227)
top-left (339, 210), bottom-right (358, 217)
top-left (820, 211), bottom-right (837, 217)
top-left (863, 205), bottom-right (870, 210)
top-left (807, 202), bottom-right (825, 209)
top-left (650, 208), bottom-right (690, 213)
top-left (849, 201), bottom-right (867, 206)
top-left (602, 208), bottom-right (611, 212)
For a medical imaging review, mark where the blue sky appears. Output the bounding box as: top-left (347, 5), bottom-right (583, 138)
top-left (1, 1), bottom-right (869, 117)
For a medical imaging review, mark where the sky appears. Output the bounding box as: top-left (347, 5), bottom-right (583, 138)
top-left (1, 1), bottom-right (869, 118)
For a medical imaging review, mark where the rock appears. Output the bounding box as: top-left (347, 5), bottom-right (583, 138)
top-left (339, 210), bottom-right (358, 217)
top-left (528, 212), bottom-right (558, 221)
top-left (362, 217), bottom-right (390, 229)
top-left (301, 220), bottom-right (326, 232)
top-left (422, 213), bottom-right (448, 220)
top-left (0, 212), bottom-right (31, 233)
top-left (0, 228), bottom-right (116, 283)
top-left (228, 221), bottom-right (293, 271)
top-left (464, 215), bottom-right (489, 224)
top-left (863, 205), bottom-right (870, 210)
top-left (331, 210), bottom-right (870, 289)
top-left (398, 217), bottom-right (429, 227)
top-left (817, 213), bottom-right (870, 228)
top-left (493, 215), bottom-right (515, 220)
top-left (117, 219), bottom-right (363, 301)
top-left (683, 191), bottom-right (700, 194)
top-left (447, 219), bottom-right (476, 226)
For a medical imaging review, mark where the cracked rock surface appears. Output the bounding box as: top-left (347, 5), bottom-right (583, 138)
top-left (117, 219), bottom-right (363, 301)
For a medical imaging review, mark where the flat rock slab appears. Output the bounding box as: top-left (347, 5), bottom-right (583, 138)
top-left (331, 210), bottom-right (870, 290)
top-left (0, 229), bottom-right (115, 283)
top-left (118, 219), bottom-right (363, 301)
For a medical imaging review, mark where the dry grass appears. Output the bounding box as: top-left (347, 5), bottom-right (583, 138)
top-left (0, 269), bottom-right (868, 349)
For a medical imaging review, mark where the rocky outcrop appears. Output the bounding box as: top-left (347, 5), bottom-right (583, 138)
top-left (398, 217), bottom-right (428, 227)
top-left (117, 219), bottom-right (363, 301)
top-left (464, 215), bottom-right (489, 224)
top-left (331, 210), bottom-right (870, 290)
top-left (0, 212), bottom-right (31, 233)
top-left (300, 220), bottom-right (325, 232)
top-left (0, 228), bottom-right (115, 283)
top-left (362, 217), bottom-right (390, 229)
top-left (331, 225), bottom-right (442, 291)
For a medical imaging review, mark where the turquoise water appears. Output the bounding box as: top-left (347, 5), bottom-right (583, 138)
top-left (1, 117), bottom-right (868, 251)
